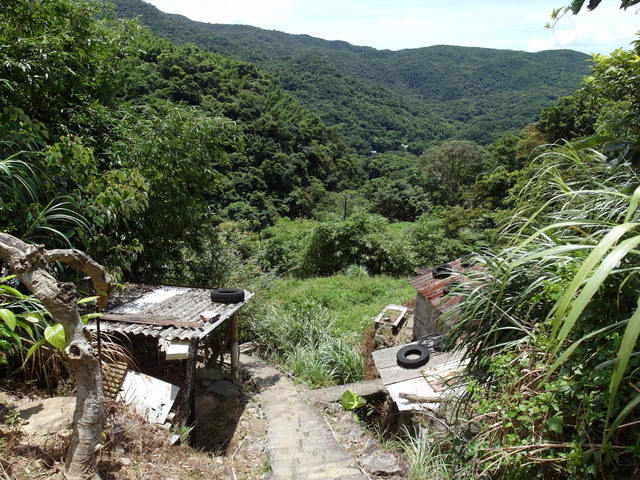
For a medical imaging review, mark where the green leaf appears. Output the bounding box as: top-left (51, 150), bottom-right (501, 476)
top-left (604, 296), bottom-right (640, 435)
top-left (44, 324), bottom-right (66, 349)
top-left (0, 308), bottom-right (17, 331)
top-left (549, 224), bottom-right (639, 353)
top-left (546, 416), bottom-right (564, 434)
top-left (77, 296), bottom-right (100, 304)
top-left (570, 0), bottom-right (586, 14)
top-left (81, 312), bottom-right (103, 324)
top-left (23, 338), bottom-right (46, 366)
top-left (604, 392), bottom-right (640, 445)
top-left (22, 313), bottom-right (43, 323)
top-left (340, 389), bottom-right (366, 410)
top-left (15, 320), bottom-right (32, 337)
top-left (0, 284), bottom-right (26, 299)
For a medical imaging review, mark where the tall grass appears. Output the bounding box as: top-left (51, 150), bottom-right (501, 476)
top-left (245, 302), bottom-right (365, 387)
top-left (445, 145), bottom-right (640, 478)
top-left (250, 273), bottom-right (415, 334)
top-left (392, 426), bottom-right (472, 480)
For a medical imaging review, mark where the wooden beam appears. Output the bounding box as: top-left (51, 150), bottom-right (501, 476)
top-left (230, 312), bottom-right (239, 381)
top-left (178, 338), bottom-right (199, 427)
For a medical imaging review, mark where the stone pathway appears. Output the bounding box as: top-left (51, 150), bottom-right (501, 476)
top-left (240, 354), bottom-right (370, 480)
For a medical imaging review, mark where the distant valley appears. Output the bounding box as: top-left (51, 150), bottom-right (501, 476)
top-left (111, 0), bottom-right (591, 151)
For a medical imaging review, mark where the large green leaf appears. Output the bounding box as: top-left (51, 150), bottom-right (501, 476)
top-left (44, 324), bottom-right (66, 349)
top-left (0, 308), bottom-right (17, 331)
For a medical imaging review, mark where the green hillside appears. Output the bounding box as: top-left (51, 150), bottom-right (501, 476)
top-left (109, 0), bottom-right (591, 148)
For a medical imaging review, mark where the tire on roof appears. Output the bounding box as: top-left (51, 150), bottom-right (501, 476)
top-left (210, 288), bottom-right (245, 304)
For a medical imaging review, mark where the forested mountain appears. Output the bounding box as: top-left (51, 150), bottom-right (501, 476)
top-left (110, 0), bottom-right (590, 149)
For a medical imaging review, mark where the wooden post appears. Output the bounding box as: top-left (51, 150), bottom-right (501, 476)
top-left (230, 312), bottom-right (239, 381)
top-left (178, 338), bottom-right (199, 427)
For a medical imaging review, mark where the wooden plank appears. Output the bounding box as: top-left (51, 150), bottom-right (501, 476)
top-left (378, 364), bottom-right (422, 385)
top-left (117, 370), bottom-right (180, 424)
top-left (373, 344), bottom-right (467, 387)
top-left (178, 339), bottom-right (199, 427)
top-left (387, 377), bottom-right (441, 411)
top-left (100, 313), bottom-right (202, 328)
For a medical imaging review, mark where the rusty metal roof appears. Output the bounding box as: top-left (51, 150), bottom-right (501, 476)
top-left (86, 285), bottom-right (253, 341)
top-left (409, 259), bottom-right (465, 313)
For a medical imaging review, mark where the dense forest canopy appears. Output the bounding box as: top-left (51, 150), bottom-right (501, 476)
top-left (110, 0), bottom-right (591, 150)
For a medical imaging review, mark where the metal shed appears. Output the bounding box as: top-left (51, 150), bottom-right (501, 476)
top-left (86, 284), bottom-right (253, 425)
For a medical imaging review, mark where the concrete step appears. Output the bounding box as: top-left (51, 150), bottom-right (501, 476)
top-left (240, 354), bottom-right (369, 480)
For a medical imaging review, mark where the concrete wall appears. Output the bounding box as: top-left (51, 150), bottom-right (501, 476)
top-left (412, 294), bottom-right (450, 339)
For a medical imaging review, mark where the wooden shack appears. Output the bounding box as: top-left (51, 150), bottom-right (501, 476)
top-left (86, 284), bottom-right (252, 426)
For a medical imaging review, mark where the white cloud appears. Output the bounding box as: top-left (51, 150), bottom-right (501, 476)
top-left (148, 0), bottom-right (292, 25)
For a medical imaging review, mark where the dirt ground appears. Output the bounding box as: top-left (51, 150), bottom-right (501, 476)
top-left (0, 379), bottom-right (268, 480)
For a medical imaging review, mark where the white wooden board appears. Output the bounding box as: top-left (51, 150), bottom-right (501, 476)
top-left (117, 370), bottom-right (180, 424)
top-left (386, 377), bottom-right (439, 411)
top-left (165, 339), bottom-right (191, 360)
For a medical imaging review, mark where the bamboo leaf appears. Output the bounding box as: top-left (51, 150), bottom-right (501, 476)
top-left (604, 392), bottom-right (640, 445)
top-left (550, 223), bottom-right (638, 346)
top-left (77, 296), bottom-right (100, 304)
top-left (23, 338), bottom-right (46, 366)
top-left (544, 319), bottom-right (629, 383)
top-left (605, 296), bottom-right (640, 433)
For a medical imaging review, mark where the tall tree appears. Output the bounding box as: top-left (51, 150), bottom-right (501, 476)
top-left (419, 139), bottom-right (487, 205)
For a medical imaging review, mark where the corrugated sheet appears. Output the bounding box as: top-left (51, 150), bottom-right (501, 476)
top-left (409, 259), bottom-right (464, 313)
top-left (86, 286), bottom-right (253, 341)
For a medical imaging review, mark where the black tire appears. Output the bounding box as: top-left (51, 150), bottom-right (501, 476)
top-left (460, 252), bottom-right (480, 268)
top-left (443, 281), bottom-right (460, 295)
top-left (210, 288), bottom-right (245, 304)
top-left (396, 344), bottom-right (430, 368)
top-left (432, 263), bottom-right (452, 279)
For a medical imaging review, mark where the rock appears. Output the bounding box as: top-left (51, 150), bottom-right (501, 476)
top-left (206, 380), bottom-right (240, 397)
top-left (196, 367), bottom-right (225, 381)
top-left (17, 396), bottom-right (76, 435)
top-left (249, 418), bottom-right (266, 436)
top-left (361, 451), bottom-right (403, 477)
top-left (119, 457), bottom-right (131, 466)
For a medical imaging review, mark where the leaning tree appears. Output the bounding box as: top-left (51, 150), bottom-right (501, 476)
top-left (0, 233), bottom-right (112, 480)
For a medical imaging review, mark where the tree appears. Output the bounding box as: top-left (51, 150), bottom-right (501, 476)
top-left (537, 89), bottom-right (599, 143)
top-left (567, 0), bottom-right (640, 13)
top-left (0, 234), bottom-right (112, 480)
top-left (419, 139), bottom-right (488, 205)
top-left (0, 0), bottom-right (138, 133)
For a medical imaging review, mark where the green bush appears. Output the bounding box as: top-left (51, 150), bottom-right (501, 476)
top-left (300, 211), bottom-right (416, 277)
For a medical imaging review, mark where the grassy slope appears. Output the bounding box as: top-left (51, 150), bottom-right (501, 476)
top-left (249, 274), bottom-right (416, 335)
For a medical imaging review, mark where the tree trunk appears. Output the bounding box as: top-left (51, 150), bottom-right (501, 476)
top-left (0, 234), bottom-right (112, 480)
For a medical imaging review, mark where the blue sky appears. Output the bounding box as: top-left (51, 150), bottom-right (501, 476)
top-left (143, 0), bottom-right (639, 54)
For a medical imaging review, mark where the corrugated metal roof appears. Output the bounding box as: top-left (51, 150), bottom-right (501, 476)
top-left (409, 259), bottom-right (465, 313)
top-left (86, 285), bottom-right (253, 341)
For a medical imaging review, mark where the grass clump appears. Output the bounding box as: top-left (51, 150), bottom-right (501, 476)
top-left (245, 302), bottom-right (365, 387)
